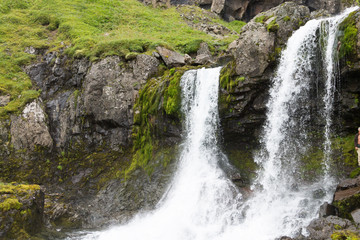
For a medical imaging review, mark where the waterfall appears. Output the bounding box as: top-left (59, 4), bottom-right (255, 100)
top-left (225, 7), bottom-right (358, 239)
top-left (75, 67), bottom-right (243, 240)
top-left (69, 7), bottom-right (358, 240)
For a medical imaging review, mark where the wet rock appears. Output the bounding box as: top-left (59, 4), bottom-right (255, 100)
top-left (306, 216), bottom-right (357, 240)
top-left (156, 46), bottom-right (185, 67)
top-left (319, 202), bottom-right (337, 218)
top-left (336, 176), bottom-right (360, 191)
top-left (312, 188), bottom-right (326, 199)
top-left (10, 100), bottom-right (53, 150)
top-left (307, 0), bottom-right (340, 14)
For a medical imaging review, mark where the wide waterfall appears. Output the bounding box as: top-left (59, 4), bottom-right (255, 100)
top-left (71, 7), bottom-right (358, 240)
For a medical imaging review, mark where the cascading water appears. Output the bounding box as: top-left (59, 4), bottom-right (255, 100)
top-left (69, 7), bottom-right (358, 240)
top-left (75, 67), bottom-right (243, 240)
top-left (225, 7), bottom-right (358, 239)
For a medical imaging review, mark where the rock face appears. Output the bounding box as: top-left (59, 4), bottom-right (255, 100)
top-left (0, 183), bottom-right (44, 239)
top-left (221, 2), bottom-right (310, 149)
top-left (10, 100), bottom-right (53, 150)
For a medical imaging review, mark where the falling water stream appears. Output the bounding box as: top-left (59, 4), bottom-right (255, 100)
top-left (71, 7), bottom-right (358, 240)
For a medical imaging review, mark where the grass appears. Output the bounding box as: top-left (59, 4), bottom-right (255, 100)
top-left (0, 0), bottom-right (241, 118)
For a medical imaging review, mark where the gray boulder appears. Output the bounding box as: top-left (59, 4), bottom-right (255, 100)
top-left (229, 21), bottom-right (275, 77)
top-left (10, 100), bottom-right (53, 150)
top-left (195, 42), bottom-right (214, 65)
top-left (156, 47), bottom-right (185, 67)
top-left (229, 2), bottom-right (310, 77)
top-left (306, 216), bottom-right (357, 240)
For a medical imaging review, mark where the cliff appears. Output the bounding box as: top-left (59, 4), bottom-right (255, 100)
top-left (1, 0), bottom-right (360, 238)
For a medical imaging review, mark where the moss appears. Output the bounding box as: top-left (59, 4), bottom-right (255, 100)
top-left (350, 168), bottom-right (360, 178)
top-left (255, 15), bottom-right (267, 23)
top-left (331, 230), bottom-right (360, 240)
top-left (220, 61), bottom-right (237, 93)
top-left (0, 197), bottom-right (22, 211)
top-left (283, 16), bottom-right (291, 22)
top-left (267, 18), bottom-right (279, 32)
top-left (225, 148), bottom-right (258, 185)
top-left (127, 66), bottom-right (198, 177)
top-left (333, 193), bottom-right (360, 220)
top-left (299, 146), bottom-right (325, 181)
top-left (338, 11), bottom-right (358, 60)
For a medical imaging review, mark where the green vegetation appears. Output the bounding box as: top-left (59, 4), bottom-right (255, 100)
top-left (0, 182), bottom-right (41, 239)
top-left (0, 0), bottom-right (239, 118)
top-left (333, 193), bottom-right (360, 220)
top-left (331, 230), bottom-right (360, 240)
top-left (338, 10), bottom-right (359, 60)
top-left (220, 61), bottom-right (239, 93)
top-left (128, 66), bottom-right (195, 176)
top-left (267, 18), bottom-right (279, 32)
top-left (299, 146), bottom-right (325, 181)
top-left (225, 20), bottom-right (246, 33)
top-left (283, 16), bottom-right (290, 22)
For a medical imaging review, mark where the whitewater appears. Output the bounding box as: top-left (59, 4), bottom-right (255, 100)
top-left (70, 7), bottom-right (359, 240)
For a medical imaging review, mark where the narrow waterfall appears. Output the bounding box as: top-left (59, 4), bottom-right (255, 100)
top-left (77, 67), bottom-right (243, 240)
top-left (70, 8), bottom-right (358, 240)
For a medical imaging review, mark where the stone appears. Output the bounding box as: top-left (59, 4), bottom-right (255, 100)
top-left (156, 47), bottom-right (185, 67)
top-left (10, 100), bottom-right (53, 150)
top-left (307, 0), bottom-right (340, 14)
top-left (132, 54), bottom-right (160, 82)
top-left (312, 188), bottom-right (326, 199)
top-left (306, 216), bottom-right (357, 240)
top-left (351, 208), bottom-right (360, 223)
top-left (229, 21), bottom-right (276, 77)
top-left (0, 95), bottom-right (10, 107)
top-left (336, 176), bottom-right (360, 191)
top-left (195, 43), bottom-right (214, 64)
top-left (334, 186), bottom-right (360, 201)
top-left (319, 202), bottom-right (337, 218)
top-left (211, 0), bottom-right (225, 14)
top-left (184, 54), bottom-right (192, 64)
top-left (229, 2), bottom-right (310, 77)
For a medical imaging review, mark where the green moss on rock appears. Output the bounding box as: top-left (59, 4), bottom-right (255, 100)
top-left (267, 18), bottom-right (279, 32)
top-left (333, 193), bottom-right (360, 220)
top-left (339, 11), bottom-right (359, 60)
top-left (0, 182), bottom-right (43, 239)
top-left (128, 66), bottom-right (197, 177)
top-left (331, 230), bottom-right (360, 240)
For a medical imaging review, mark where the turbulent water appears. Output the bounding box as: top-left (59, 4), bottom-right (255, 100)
top-left (70, 7), bottom-right (358, 240)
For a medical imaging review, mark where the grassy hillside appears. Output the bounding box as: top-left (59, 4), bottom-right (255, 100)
top-left (0, 0), bottom-right (244, 117)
